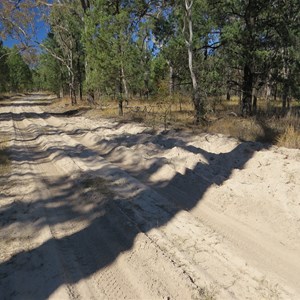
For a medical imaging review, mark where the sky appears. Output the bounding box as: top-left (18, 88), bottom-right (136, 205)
top-left (2, 11), bottom-right (49, 49)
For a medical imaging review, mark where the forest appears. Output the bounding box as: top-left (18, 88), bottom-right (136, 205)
top-left (1, 2), bottom-right (300, 298)
top-left (1, 0), bottom-right (300, 129)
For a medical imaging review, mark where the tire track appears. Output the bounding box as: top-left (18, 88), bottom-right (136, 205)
top-left (36, 105), bottom-right (300, 299)
top-left (4, 104), bottom-right (207, 299)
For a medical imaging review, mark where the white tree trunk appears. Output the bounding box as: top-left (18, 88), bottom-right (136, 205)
top-left (183, 0), bottom-right (202, 123)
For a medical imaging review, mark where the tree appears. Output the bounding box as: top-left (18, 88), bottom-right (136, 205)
top-left (0, 41), bottom-right (10, 92)
top-left (47, 1), bottom-right (85, 105)
top-left (84, 0), bottom-right (147, 114)
top-left (153, 0), bottom-right (220, 122)
top-left (6, 46), bottom-right (32, 92)
top-left (0, 0), bottom-right (36, 45)
top-left (182, 0), bottom-right (203, 123)
top-left (210, 0), bottom-right (300, 115)
top-left (272, 0), bottom-right (300, 112)
top-left (35, 33), bottom-right (68, 97)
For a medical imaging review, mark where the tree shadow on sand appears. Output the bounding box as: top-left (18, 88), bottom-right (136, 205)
top-left (0, 110), bottom-right (269, 299)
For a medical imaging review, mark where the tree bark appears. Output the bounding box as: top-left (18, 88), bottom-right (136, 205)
top-left (80, 0), bottom-right (92, 102)
top-left (77, 54), bottom-right (83, 102)
top-left (282, 80), bottom-right (289, 114)
top-left (252, 87), bottom-right (257, 114)
top-left (70, 49), bottom-right (77, 105)
top-left (118, 68), bottom-right (123, 116)
top-left (241, 64), bottom-right (253, 116)
top-left (183, 0), bottom-right (203, 124)
top-left (281, 50), bottom-right (290, 115)
top-left (168, 61), bottom-right (175, 95)
top-left (121, 63), bottom-right (129, 101)
top-left (226, 89), bottom-right (231, 101)
top-left (273, 84), bottom-right (277, 102)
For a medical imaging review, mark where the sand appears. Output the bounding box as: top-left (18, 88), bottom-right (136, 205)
top-left (0, 94), bottom-right (299, 299)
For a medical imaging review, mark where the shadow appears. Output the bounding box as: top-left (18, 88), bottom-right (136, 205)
top-left (96, 132), bottom-right (265, 210)
top-left (0, 108), bottom-right (91, 122)
top-left (0, 112), bottom-right (50, 122)
top-left (0, 95), bottom-right (11, 101)
top-left (0, 102), bottom-right (54, 107)
top-left (0, 94), bottom-right (56, 107)
top-left (255, 119), bottom-right (280, 144)
top-left (50, 108), bottom-right (91, 117)
top-left (0, 106), bottom-right (270, 299)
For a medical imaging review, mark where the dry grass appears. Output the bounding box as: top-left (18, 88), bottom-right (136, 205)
top-left (53, 94), bottom-right (300, 149)
top-left (206, 112), bottom-right (300, 148)
top-left (206, 117), bottom-right (266, 142)
top-left (277, 125), bottom-right (300, 149)
top-left (48, 96), bottom-right (76, 109)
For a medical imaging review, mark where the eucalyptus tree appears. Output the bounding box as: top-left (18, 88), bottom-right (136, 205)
top-left (153, 0), bottom-right (221, 123)
top-left (47, 1), bottom-right (85, 104)
top-left (0, 0), bottom-right (36, 46)
top-left (209, 0), bottom-right (300, 115)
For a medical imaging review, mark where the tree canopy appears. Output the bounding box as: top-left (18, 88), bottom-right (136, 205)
top-left (0, 0), bottom-right (299, 119)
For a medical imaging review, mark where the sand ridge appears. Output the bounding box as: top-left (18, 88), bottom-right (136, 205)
top-left (0, 95), bottom-right (299, 299)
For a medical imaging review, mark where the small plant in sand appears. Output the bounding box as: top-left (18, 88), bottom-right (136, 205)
top-left (198, 284), bottom-right (218, 300)
top-left (0, 136), bottom-right (11, 175)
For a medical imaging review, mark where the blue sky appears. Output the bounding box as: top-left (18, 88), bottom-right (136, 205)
top-left (3, 16), bottom-right (49, 49)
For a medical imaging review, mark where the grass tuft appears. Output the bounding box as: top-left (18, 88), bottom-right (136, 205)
top-left (0, 137), bottom-right (11, 175)
top-left (277, 125), bottom-right (300, 149)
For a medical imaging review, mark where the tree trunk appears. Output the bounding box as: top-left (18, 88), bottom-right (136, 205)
top-left (70, 73), bottom-right (77, 106)
top-left (142, 36), bottom-right (150, 100)
top-left (70, 82), bottom-right (76, 106)
top-left (241, 64), bottom-right (253, 116)
top-left (183, 0), bottom-right (203, 124)
top-left (168, 61), bottom-right (175, 95)
top-left (273, 84), bottom-right (277, 102)
top-left (252, 87), bottom-right (257, 114)
top-left (80, 0), bottom-right (93, 104)
top-left (118, 68), bottom-right (123, 116)
top-left (77, 59), bottom-right (83, 102)
top-left (226, 89), bottom-right (231, 101)
top-left (121, 64), bottom-right (129, 101)
top-left (118, 98), bottom-right (123, 116)
top-left (68, 48), bottom-right (77, 106)
top-left (281, 51), bottom-right (290, 115)
top-left (266, 81), bottom-right (271, 100)
top-left (282, 80), bottom-right (289, 114)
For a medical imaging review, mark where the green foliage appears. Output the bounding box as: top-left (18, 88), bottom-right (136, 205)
top-left (84, 0), bottom-right (143, 95)
top-left (6, 46), bottom-right (32, 92)
top-left (0, 41), bottom-right (9, 92)
top-left (34, 33), bottom-right (67, 96)
top-left (3, 0), bottom-right (296, 117)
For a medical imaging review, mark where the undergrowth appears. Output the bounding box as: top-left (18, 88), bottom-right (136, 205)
top-left (52, 95), bottom-right (300, 150)
top-left (277, 125), bottom-right (300, 149)
top-left (0, 136), bottom-right (11, 175)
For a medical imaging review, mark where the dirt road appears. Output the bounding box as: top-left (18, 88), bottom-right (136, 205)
top-left (1, 95), bottom-right (300, 299)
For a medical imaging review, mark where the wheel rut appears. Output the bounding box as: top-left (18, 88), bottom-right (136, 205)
top-left (1, 99), bottom-right (299, 299)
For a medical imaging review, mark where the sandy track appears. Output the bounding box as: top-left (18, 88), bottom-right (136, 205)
top-left (1, 96), bottom-right (300, 299)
